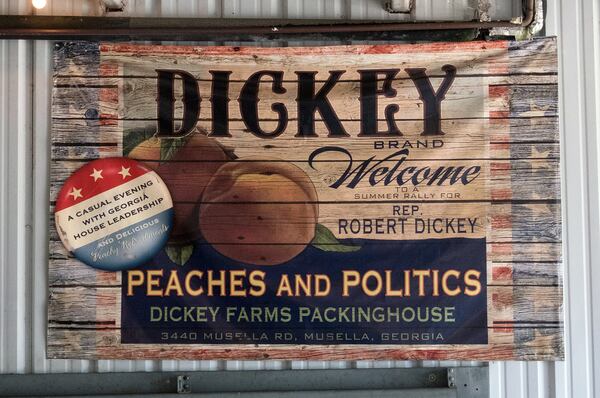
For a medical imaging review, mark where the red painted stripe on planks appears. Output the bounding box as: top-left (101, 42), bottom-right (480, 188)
top-left (492, 292), bottom-right (512, 308)
top-left (96, 292), bottom-right (116, 308)
top-left (489, 119), bottom-right (510, 143)
top-left (491, 243), bottom-right (513, 257)
top-left (489, 110), bottom-right (510, 118)
top-left (491, 188), bottom-right (513, 201)
top-left (490, 133), bottom-right (510, 143)
top-left (490, 162), bottom-right (511, 177)
top-left (488, 45), bottom-right (510, 75)
top-left (490, 142), bottom-right (510, 150)
top-left (99, 62), bottom-right (119, 75)
top-left (489, 85), bottom-right (509, 98)
top-left (97, 269), bottom-right (119, 284)
top-left (99, 113), bottom-right (118, 126)
top-left (99, 87), bottom-right (118, 103)
top-left (491, 162), bottom-right (511, 170)
top-left (493, 266), bottom-right (513, 281)
top-left (489, 118), bottom-right (510, 126)
top-left (489, 64), bottom-right (509, 75)
top-left (492, 214), bottom-right (512, 229)
top-left (490, 143), bottom-right (510, 159)
top-left (77, 342), bottom-right (561, 361)
top-left (98, 59), bottom-right (120, 131)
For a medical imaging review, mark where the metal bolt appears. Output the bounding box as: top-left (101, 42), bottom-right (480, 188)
top-left (447, 368), bottom-right (456, 388)
top-left (177, 375), bottom-right (191, 394)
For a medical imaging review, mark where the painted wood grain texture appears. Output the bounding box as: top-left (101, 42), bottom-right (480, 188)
top-left (48, 39), bottom-right (562, 360)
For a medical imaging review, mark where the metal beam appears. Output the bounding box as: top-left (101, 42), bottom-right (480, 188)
top-left (0, 0), bottom-right (535, 41)
top-left (0, 16), bottom-right (485, 42)
top-left (0, 367), bottom-right (488, 397)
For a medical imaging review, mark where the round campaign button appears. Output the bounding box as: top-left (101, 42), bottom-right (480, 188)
top-left (54, 157), bottom-right (174, 271)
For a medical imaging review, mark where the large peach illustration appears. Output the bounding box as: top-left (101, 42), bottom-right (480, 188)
top-left (199, 158), bottom-right (319, 266)
top-left (126, 128), bottom-right (230, 242)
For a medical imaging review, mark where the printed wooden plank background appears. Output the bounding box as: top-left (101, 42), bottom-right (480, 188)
top-left (48, 39), bottom-right (562, 360)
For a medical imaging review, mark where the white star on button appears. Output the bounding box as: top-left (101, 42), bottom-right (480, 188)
top-left (118, 166), bottom-right (131, 179)
top-left (68, 187), bottom-right (83, 200)
top-left (90, 168), bottom-right (103, 182)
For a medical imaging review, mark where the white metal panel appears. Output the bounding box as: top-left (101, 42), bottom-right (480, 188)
top-left (2, 1), bottom-right (599, 397)
top-left (0, 42), bottom-right (33, 374)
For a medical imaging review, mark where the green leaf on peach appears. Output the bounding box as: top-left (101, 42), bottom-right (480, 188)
top-left (160, 136), bottom-right (190, 161)
top-left (311, 223), bottom-right (361, 253)
top-left (122, 125), bottom-right (156, 156)
top-left (165, 243), bottom-right (195, 266)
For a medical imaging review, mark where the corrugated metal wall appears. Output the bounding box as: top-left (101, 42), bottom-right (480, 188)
top-left (0, 0), bottom-right (598, 397)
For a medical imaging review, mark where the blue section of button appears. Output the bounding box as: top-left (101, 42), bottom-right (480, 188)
top-left (73, 208), bottom-right (173, 271)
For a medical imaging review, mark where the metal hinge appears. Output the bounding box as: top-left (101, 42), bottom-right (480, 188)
top-left (448, 367), bottom-right (487, 398)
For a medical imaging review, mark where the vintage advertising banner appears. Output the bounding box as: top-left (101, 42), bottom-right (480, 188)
top-left (48, 39), bottom-right (562, 360)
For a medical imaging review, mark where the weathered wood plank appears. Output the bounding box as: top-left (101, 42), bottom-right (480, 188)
top-left (48, 158), bottom-right (560, 203)
top-left (50, 115), bottom-right (560, 160)
top-left (489, 262), bottom-right (562, 286)
top-left (47, 201), bottom-right (559, 243)
top-left (47, 327), bottom-right (563, 360)
top-left (508, 39), bottom-right (558, 75)
top-left (51, 118), bottom-right (560, 151)
top-left (51, 82), bottom-right (558, 121)
top-left (48, 286), bottom-right (563, 326)
top-left (488, 242), bottom-right (562, 262)
top-left (53, 39), bottom-right (557, 84)
top-left (49, 262), bottom-right (562, 288)
top-left (49, 259), bottom-right (563, 288)
top-left (48, 256), bottom-right (122, 287)
top-left (51, 141), bottom-right (560, 161)
top-left (99, 40), bottom-right (558, 74)
top-left (50, 242), bottom-right (562, 287)
top-left (49, 287), bottom-right (120, 323)
top-left (53, 41), bottom-right (100, 76)
top-left (53, 72), bottom-right (559, 86)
